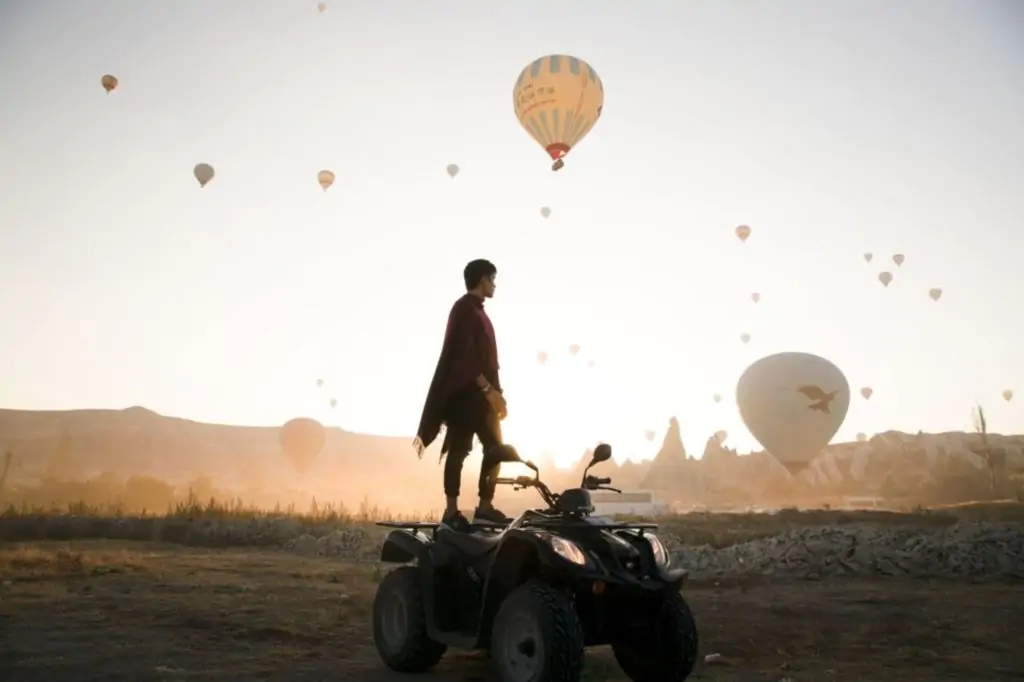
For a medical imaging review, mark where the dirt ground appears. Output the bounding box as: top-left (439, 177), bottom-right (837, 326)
top-left (1, 541), bottom-right (1021, 682)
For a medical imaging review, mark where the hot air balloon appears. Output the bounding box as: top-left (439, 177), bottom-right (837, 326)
top-left (537, 351), bottom-right (548, 365)
top-left (540, 206), bottom-right (552, 218)
top-left (878, 271), bottom-right (893, 287)
top-left (101, 74), bottom-right (118, 94)
top-left (740, 333), bottom-right (751, 344)
top-left (316, 378), bottom-right (324, 388)
top-left (193, 163), bottom-right (215, 188)
top-left (714, 430), bottom-right (728, 445)
top-left (856, 432), bottom-right (867, 443)
top-left (893, 254), bottom-right (905, 267)
top-left (713, 393), bottom-right (722, 404)
top-left (569, 344), bottom-right (580, 356)
top-left (929, 288), bottom-right (942, 302)
top-left (279, 417), bottom-right (326, 473)
top-left (863, 252), bottom-right (873, 263)
top-left (645, 430), bottom-right (656, 442)
top-left (751, 292), bottom-right (761, 303)
top-left (317, 2), bottom-right (328, 12)
top-left (735, 225), bottom-right (751, 243)
top-left (1003, 389), bottom-right (1014, 402)
top-left (736, 351), bottom-right (850, 475)
top-left (317, 170), bottom-right (335, 192)
top-left (513, 55), bottom-right (604, 171)
top-left (446, 164), bottom-right (459, 179)
top-left (860, 387), bottom-right (873, 400)
top-left (586, 360), bottom-right (595, 369)
top-left (329, 398), bottom-right (338, 408)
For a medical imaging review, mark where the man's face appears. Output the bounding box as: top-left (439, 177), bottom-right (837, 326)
top-left (481, 274), bottom-right (496, 298)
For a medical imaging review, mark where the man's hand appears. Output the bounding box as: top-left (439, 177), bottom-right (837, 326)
top-left (486, 390), bottom-right (508, 421)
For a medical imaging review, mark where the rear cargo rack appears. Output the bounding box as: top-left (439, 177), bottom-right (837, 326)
top-left (376, 520), bottom-right (507, 540)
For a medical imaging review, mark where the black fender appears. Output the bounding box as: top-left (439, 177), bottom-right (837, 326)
top-left (615, 529), bottom-right (688, 591)
top-left (380, 529), bottom-right (432, 564)
top-left (476, 529), bottom-right (573, 644)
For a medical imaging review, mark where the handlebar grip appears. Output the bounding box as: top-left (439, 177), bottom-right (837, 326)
top-left (494, 478), bottom-right (516, 485)
top-left (596, 477), bottom-right (612, 485)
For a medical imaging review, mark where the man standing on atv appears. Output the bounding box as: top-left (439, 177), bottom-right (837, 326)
top-left (414, 258), bottom-right (511, 531)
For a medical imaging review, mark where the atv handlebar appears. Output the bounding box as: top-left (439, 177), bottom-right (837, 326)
top-left (494, 476), bottom-right (536, 488)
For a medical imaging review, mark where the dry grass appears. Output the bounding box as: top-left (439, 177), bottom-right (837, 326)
top-left (2, 496), bottom-right (1023, 551)
top-left (2, 487), bottom-right (425, 523)
top-left (0, 545), bottom-right (148, 582)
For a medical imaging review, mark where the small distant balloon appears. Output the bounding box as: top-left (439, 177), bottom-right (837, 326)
top-left (329, 398), bottom-right (338, 408)
top-left (569, 344), bottom-right (580, 356)
top-left (317, 2), bottom-right (328, 12)
top-left (863, 252), bottom-right (873, 263)
top-left (101, 74), bottom-right (118, 94)
top-left (860, 387), bottom-right (873, 400)
top-left (537, 351), bottom-right (548, 365)
top-left (878, 271), bottom-right (893, 287)
top-left (929, 288), bottom-right (942, 302)
top-left (446, 164), bottom-right (459, 179)
top-left (893, 254), bottom-right (905, 267)
top-left (735, 225), bottom-right (751, 243)
top-left (645, 430), bottom-right (656, 442)
top-left (737, 351), bottom-right (850, 475)
top-left (713, 393), bottom-right (722, 404)
top-left (1003, 389), bottom-right (1014, 402)
top-left (540, 206), bottom-right (552, 219)
top-left (714, 430), bottom-right (728, 445)
top-left (193, 163), bottom-right (215, 188)
top-left (740, 333), bottom-right (751, 344)
top-left (316, 378), bottom-right (324, 388)
top-left (279, 417), bottom-right (326, 473)
top-left (513, 55), bottom-right (604, 171)
top-left (856, 432), bottom-right (867, 443)
top-left (586, 360), bottom-right (595, 369)
top-left (317, 169), bottom-right (335, 192)
top-left (751, 292), bottom-right (761, 303)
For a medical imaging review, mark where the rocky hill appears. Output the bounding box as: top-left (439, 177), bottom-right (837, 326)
top-left (0, 407), bottom-right (438, 510)
top-left (633, 417), bottom-right (1024, 509)
top-left (3, 406), bottom-right (1023, 512)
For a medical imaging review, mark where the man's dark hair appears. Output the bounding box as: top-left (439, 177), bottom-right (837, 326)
top-left (463, 259), bottom-right (497, 290)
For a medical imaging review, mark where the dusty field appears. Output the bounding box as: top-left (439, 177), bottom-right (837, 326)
top-left (1, 541), bottom-right (1022, 682)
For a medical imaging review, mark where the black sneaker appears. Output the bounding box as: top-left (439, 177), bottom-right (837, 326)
top-left (441, 509), bottom-right (471, 532)
top-left (473, 506), bottom-right (511, 525)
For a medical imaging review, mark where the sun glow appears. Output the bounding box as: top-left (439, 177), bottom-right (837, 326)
top-left (499, 347), bottom-right (660, 468)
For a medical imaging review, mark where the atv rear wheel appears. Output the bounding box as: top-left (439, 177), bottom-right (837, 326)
top-left (490, 582), bottom-right (584, 682)
top-left (372, 566), bottom-right (446, 672)
top-left (611, 591), bottom-right (699, 682)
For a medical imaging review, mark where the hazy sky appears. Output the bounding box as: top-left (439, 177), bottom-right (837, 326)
top-left (1, 1), bottom-right (1022, 464)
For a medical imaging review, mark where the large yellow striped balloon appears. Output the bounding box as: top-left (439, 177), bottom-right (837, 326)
top-left (513, 55), bottom-right (604, 171)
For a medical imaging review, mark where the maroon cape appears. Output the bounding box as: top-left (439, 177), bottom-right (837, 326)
top-left (416, 293), bottom-right (500, 458)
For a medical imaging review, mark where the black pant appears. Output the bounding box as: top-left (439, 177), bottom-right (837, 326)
top-left (441, 389), bottom-right (503, 500)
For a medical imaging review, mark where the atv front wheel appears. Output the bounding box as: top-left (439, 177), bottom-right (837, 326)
top-left (372, 566), bottom-right (446, 672)
top-left (611, 591), bottom-right (699, 682)
top-left (490, 581), bottom-right (584, 682)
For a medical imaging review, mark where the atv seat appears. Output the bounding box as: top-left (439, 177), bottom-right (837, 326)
top-left (437, 527), bottom-right (502, 557)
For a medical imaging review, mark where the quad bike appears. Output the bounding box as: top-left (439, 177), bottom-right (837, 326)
top-left (372, 443), bottom-right (699, 682)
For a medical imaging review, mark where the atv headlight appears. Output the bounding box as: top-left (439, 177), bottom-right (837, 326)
top-left (545, 535), bottom-right (588, 566)
top-left (646, 533), bottom-right (670, 566)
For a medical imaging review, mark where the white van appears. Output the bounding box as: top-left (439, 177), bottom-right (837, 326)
top-left (590, 490), bottom-right (668, 517)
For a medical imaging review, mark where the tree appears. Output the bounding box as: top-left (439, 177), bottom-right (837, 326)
top-left (970, 404), bottom-right (1001, 498)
